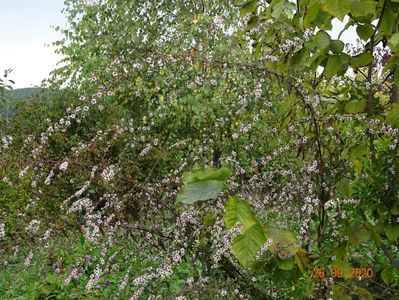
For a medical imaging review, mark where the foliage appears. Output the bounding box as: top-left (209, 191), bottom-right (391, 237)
top-left (1, 0), bottom-right (399, 299)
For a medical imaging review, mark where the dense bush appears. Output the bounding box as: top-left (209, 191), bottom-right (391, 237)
top-left (1, 0), bottom-right (399, 299)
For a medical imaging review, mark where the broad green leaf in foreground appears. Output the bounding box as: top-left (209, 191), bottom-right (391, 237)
top-left (350, 52), bottom-right (373, 68)
top-left (324, 54), bottom-right (349, 79)
top-left (177, 167), bottom-right (231, 204)
top-left (182, 166), bottom-right (231, 184)
top-left (176, 180), bottom-right (224, 204)
top-left (231, 223), bottom-right (266, 268)
top-left (267, 228), bottom-right (301, 259)
top-left (320, 0), bottom-right (351, 20)
top-left (224, 196), bottom-right (257, 230)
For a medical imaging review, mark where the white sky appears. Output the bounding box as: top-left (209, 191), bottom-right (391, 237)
top-left (0, 0), bottom-right (65, 88)
top-left (0, 2), bottom-right (357, 89)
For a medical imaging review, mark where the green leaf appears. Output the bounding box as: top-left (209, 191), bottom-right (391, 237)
top-left (320, 0), bottom-right (351, 21)
top-left (271, 0), bottom-right (286, 19)
top-left (350, 1), bottom-right (376, 17)
top-left (332, 243), bottom-right (348, 260)
top-left (349, 143), bottom-right (368, 157)
top-left (356, 24), bottom-right (374, 41)
top-left (336, 180), bottom-right (352, 198)
top-left (331, 260), bottom-right (353, 279)
top-left (348, 223), bottom-right (370, 245)
top-left (279, 257), bottom-right (295, 270)
top-left (329, 40), bottom-right (344, 54)
top-left (306, 30), bottom-right (331, 51)
top-left (390, 204), bottom-right (399, 216)
top-left (182, 167), bottom-right (231, 184)
top-left (324, 54), bottom-right (349, 78)
top-left (381, 266), bottom-right (394, 284)
top-left (224, 196), bottom-right (257, 230)
top-left (247, 15), bottom-right (258, 29)
top-left (387, 103), bottom-right (399, 128)
top-left (231, 223), bottom-right (266, 268)
top-left (381, 8), bottom-right (396, 36)
top-left (203, 212), bottom-right (215, 226)
top-left (267, 228), bottom-right (301, 259)
top-left (351, 52), bottom-right (373, 68)
top-left (386, 224), bottom-right (399, 242)
top-left (294, 255), bottom-right (304, 273)
top-left (331, 285), bottom-right (352, 300)
top-left (389, 33), bottom-right (399, 52)
top-left (304, 0), bottom-right (320, 27)
top-left (176, 180), bottom-right (223, 204)
top-left (240, 0), bottom-right (257, 17)
top-left (352, 287), bottom-right (373, 300)
top-left (344, 100), bottom-right (367, 114)
top-left (395, 67), bottom-right (399, 87)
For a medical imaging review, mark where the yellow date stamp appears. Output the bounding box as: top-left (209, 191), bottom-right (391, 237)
top-left (311, 267), bottom-right (374, 280)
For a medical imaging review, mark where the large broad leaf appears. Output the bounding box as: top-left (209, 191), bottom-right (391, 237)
top-left (182, 167), bottom-right (231, 184)
top-left (177, 167), bottom-right (231, 204)
top-left (381, 8), bottom-right (396, 36)
top-left (350, 1), bottom-right (376, 17)
top-left (306, 30), bottom-right (331, 51)
top-left (324, 54), bottom-right (349, 78)
top-left (304, 0), bottom-right (320, 27)
top-left (350, 52), bottom-right (373, 68)
top-left (176, 180), bottom-right (223, 204)
top-left (387, 103), bottom-right (399, 128)
top-left (224, 196), bottom-right (257, 230)
top-left (267, 228), bottom-right (301, 259)
top-left (320, 0), bottom-right (351, 20)
top-left (231, 223), bottom-right (266, 268)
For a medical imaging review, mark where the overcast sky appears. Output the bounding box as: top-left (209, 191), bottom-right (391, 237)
top-left (0, 1), bottom-right (358, 89)
top-left (0, 0), bottom-right (65, 88)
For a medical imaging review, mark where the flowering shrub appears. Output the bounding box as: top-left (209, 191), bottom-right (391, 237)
top-left (1, 0), bottom-right (399, 299)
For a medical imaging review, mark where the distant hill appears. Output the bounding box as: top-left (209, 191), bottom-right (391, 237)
top-left (1, 88), bottom-right (48, 120)
top-left (4, 87), bottom-right (47, 101)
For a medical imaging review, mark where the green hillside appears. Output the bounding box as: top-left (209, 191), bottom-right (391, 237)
top-left (0, 88), bottom-right (48, 120)
top-left (4, 87), bottom-right (46, 101)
